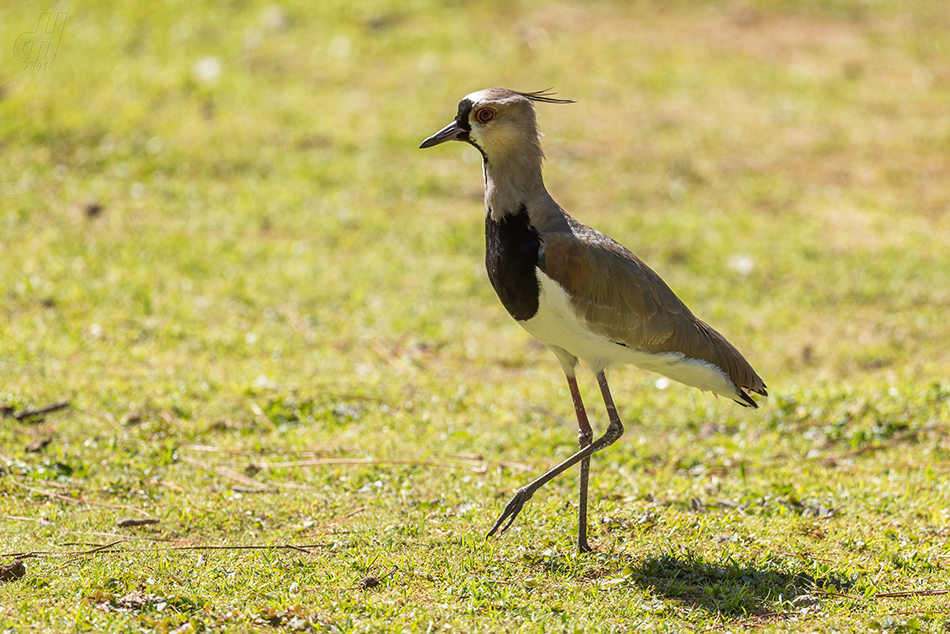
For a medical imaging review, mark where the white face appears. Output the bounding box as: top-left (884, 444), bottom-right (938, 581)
top-left (462, 93), bottom-right (536, 158)
top-left (467, 103), bottom-right (499, 144)
top-left (419, 89), bottom-right (538, 155)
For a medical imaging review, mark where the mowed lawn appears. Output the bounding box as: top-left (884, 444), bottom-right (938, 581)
top-left (2, 0), bottom-right (949, 631)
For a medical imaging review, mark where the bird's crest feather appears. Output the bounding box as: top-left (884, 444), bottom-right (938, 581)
top-left (514, 88), bottom-right (576, 105)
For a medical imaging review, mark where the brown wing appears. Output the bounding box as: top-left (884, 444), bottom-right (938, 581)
top-left (541, 215), bottom-right (767, 403)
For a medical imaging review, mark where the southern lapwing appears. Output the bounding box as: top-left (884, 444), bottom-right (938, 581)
top-left (420, 88), bottom-right (766, 553)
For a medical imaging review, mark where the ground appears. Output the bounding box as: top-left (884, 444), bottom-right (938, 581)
top-left (1, 0), bottom-right (949, 631)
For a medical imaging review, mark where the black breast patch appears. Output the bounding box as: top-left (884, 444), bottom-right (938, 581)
top-left (485, 206), bottom-right (541, 321)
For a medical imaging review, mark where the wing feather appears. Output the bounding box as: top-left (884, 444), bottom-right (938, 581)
top-left (541, 214), bottom-right (767, 403)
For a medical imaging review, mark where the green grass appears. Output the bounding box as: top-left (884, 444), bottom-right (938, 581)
top-left (2, 0), bottom-right (950, 631)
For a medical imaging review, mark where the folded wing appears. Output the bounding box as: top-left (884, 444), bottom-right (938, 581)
top-left (541, 215), bottom-right (767, 405)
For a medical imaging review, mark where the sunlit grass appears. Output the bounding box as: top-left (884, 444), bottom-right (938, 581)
top-left (2, 0), bottom-right (949, 631)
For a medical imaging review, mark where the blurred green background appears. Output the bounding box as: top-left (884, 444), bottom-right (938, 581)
top-left (1, 0), bottom-right (949, 631)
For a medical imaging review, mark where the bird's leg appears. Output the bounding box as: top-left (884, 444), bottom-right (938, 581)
top-left (596, 371), bottom-right (622, 435)
top-left (567, 375), bottom-right (593, 554)
top-left (488, 371), bottom-right (624, 541)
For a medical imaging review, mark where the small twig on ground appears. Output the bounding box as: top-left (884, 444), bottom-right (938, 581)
top-left (4, 542), bottom-right (328, 560)
top-left (1, 515), bottom-right (53, 524)
top-left (872, 589), bottom-right (949, 599)
top-left (7, 478), bottom-right (151, 516)
top-left (6, 539), bottom-right (326, 559)
top-left (299, 506), bottom-right (365, 534)
top-left (813, 586), bottom-right (950, 601)
top-left (3, 540), bottom-right (129, 563)
top-left (66, 540), bottom-right (126, 560)
top-left (262, 481), bottom-right (323, 492)
top-left (878, 609), bottom-right (950, 618)
top-left (68, 531), bottom-right (174, 543)
top-left (811, 587), bottom-right (861, 600)
top-left (438, 451), bottom-right (485, 462)
top-left (116, 517), bottom-right (160, 528)
top-left (152, 479), bottom-right (212, 510)
top-left (256, 457), bottom-right (488, 473)
top-left (13, 401), bottom-right (70, 421)
top-left (734, 611), bottom-right (790, 625)
top-left (179, 456), bottom-right (277, 490)
top-left (280, 543), bottom-right (317, 555)
top-left (179, 445), bottom-right (506, 472)
top-left (5, 505), bottom-right (365, 561)
top-left (28, 478), bottom-right (69, 490)
top-left (180, 444), bottom-right (360, 457)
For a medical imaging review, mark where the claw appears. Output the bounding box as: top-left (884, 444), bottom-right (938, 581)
top-left (487, 487), bottom-right (532, 537)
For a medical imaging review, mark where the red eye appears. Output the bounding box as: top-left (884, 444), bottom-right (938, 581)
top-left (476, 108), bottom-right (496, 123)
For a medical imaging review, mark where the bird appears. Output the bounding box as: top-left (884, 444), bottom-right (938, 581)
top-left (419, 88), bottom-right (766, 553)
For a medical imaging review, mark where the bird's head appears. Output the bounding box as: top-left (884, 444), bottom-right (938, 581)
top-left (420, 88), bottom-right (574, 163)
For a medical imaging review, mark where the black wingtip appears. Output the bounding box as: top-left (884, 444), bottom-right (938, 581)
top-left (515, 88), bottom-right (576, 105)
top-left (737, 392), bottom-right (758, 409)
top-left (735, 384), bottom-right (769, 408)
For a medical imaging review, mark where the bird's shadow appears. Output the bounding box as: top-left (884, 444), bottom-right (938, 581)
top-left (604, 551), bottom-right (855, 617)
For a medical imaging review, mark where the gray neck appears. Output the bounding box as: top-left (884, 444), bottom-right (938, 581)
top-left (483, 149), bottom-right (548, 221)
top-left (482, 150), bottom-right (571, 235)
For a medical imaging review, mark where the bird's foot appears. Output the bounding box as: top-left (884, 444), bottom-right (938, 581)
top-left (487, 487), bottom-right (534, 538)
top-left (577, 538), bottom-right (593, 554)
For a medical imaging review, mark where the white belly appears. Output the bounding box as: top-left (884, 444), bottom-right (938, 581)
top-left (521, 271), bottom-right (738, 399)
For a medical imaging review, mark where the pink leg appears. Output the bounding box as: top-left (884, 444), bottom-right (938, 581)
top-left (488, 372), bottom-right (625, 553)
top-left (567, 375), bottom-right (593, 553)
